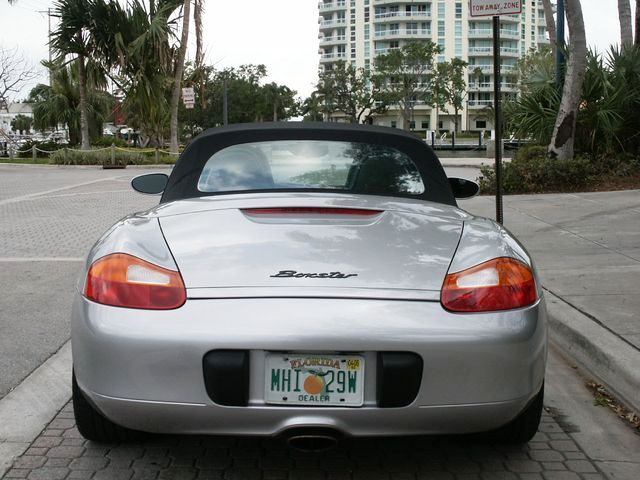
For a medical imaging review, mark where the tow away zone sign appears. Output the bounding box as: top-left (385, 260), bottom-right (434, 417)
top-left (469, 0), bottom-right (522, 17)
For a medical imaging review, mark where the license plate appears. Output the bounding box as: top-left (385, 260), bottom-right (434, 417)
top-left (264, 354), bottom-right (365, 406)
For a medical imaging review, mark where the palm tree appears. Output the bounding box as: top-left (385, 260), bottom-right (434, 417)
top-left (29, 62), bottom-right (111, 145)
top-left (50, 0), bottom-right (103, 150)
top-left (548, 0), bottom-right (587, 160)
top-left (169, 0), bottom-right (191, 153)
top-left (636, 3), bottom-right (640, 46)
top-left (617, 0), bottom-right (633, 49)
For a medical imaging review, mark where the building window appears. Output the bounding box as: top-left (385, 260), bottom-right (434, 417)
top-left (421, 121), bottom-right (429, 129)
top-left (391, 121), bottom-right (397, 128)
top-left (455, 2), bottom-right (462, 18)
top-left (438, 20), bottom-right (445, 36)
top-left (476, 120), bottom-right (487, 129)
top-left (409, 121), bottom-right (416, 129)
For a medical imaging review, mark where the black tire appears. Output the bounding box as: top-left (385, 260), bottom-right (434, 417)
top-left (72, 372), bottom-right (142, 443)
top-left (490, 384), bottom-right (544, 444)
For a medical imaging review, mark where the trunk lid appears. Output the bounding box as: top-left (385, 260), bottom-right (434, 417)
top-left (157, 194), bottom-right (466, 300)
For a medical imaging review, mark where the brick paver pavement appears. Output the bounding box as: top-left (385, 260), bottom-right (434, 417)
top-left (2, 402), bottom-right (607, 480)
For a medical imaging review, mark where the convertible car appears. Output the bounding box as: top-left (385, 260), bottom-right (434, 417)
top-left (71, 123), bottom-right (546, 448)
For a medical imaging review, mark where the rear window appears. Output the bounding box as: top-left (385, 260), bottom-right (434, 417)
top-left (197, 140), bottom-right (425, 196)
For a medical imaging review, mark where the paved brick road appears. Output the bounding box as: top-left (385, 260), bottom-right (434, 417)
top-left (3, 401), bottom-right (605, 480)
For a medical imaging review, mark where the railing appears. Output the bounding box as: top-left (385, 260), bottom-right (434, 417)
top-left (468, 29), bottom-right (519, 39)
top-left (375, 28), bottom-right (431, 38)
top-left (467, 100), bottom-right (494, 107)
top-left (319, 18), bottom-right (347, 27)
top-left (468, 46), bottom-right (519, 55)
top-left (374, 11), bottom-right (431, 20)
top-left (469, 64), bottom-right (518, 73)
top-left (319, 1), bottom-right (346, 11)
top-left (321, 52), bottom-right (348, 60)
top-left (469, 82), bottom-right (518, 91)
top-left (320, 35), bottom-right (347, 44)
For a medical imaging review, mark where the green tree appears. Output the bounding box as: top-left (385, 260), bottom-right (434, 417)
top-left (434, 58), bottom-right (468, 133)
top-left (179, 64), bottom-right (299, 132)
top-left (93, 0), bottom-right (182, 147)
top-left (259, 82), bottom-right (298, 122)
top-left (50, 0), bottom-right (107, 150)
top-left (299, 92), bottom-right (326, 122)
top-left (29, 62), bottom-right (112, 145)
top-left (374, 41), bottom-right (440, 130)
top-left (316, 61), bottom-right (388, 123)
top-left (10, 114), bottom-right (32, 134)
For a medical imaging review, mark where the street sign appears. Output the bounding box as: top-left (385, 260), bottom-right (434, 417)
top-left (182, 87), bottom-right (195, 109)
top-left (469, 0), bottom-right (522, 17)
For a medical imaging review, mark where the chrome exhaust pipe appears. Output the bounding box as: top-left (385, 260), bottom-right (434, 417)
top-left (284, 428), bottom-right (341, 452)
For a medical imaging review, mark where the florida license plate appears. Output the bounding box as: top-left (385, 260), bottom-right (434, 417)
top-left (264, 354), bottom-right (365, 406)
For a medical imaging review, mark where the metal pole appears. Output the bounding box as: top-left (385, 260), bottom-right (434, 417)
top-left (222, 76), bottom-right (229, 126)
top-left (556, 0), bottom-right (565, 88)
top-left (492, 15), bottom-right (503, 225)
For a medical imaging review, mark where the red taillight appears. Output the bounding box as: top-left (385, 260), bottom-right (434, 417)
top-left (241, 207), bottom-right (383, 216)
top-left (441, 257), bottom-right (537, 313)
top-left (84, 253), bottom-right (186, 310)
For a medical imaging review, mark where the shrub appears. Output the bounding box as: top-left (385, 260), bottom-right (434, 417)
top-left (49, 148), bottom-right (177, 166)
top-left (480, 145), bottom-right (596, 194)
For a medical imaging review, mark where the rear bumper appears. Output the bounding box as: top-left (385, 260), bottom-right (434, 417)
top-left (71, 294), bottom-right (547, 436)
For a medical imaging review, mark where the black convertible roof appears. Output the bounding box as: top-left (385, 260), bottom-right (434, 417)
top-left (161, 122), bottom-right (456, 206)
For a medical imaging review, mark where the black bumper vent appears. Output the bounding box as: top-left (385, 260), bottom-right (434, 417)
top-left (203, 350), bottom-right (249, 406)
top-left (377, 352), bottom-right (423, 408)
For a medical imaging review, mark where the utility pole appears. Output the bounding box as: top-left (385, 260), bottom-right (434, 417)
top-left (37, 8), bottom-right (53, 85)
top-left (222, 75), bottom-right (228, 126)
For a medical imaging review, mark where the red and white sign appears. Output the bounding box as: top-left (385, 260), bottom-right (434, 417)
top-left (469, 0), bottom-right (522, 17)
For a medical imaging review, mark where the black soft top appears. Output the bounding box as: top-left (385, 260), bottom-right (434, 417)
top-left (160, 122), bottom-right (456, 206)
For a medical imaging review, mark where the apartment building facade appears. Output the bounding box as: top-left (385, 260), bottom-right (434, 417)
top-left (317, 0), bottom-right (551, 133)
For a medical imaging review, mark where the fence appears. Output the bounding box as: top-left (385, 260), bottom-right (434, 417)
top-left (1, 144), bottom-right (181, 167)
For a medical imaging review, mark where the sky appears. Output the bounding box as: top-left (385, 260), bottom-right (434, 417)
top-left (0, 0), bottom-right (635, 103)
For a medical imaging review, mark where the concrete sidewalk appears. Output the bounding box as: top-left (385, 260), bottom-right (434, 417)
top-left (464, 190), bottom-right (640, 414)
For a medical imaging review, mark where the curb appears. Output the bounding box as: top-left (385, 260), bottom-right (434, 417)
top-left (544, 289), bottom-right (640, 414)
top-left (0, 341), bottom-right (72, 478)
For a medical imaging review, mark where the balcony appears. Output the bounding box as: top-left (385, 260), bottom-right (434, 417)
top-left (320, 35), bottom-right (347, 46)
top-left (468, 100), bottom-right (494, 108)
top-left (375, 28), bottom-right (431, 40)
top-left (468, 64), bottom-right (518, 74)
top-left (468, 29), bottom-right (519, 40)
top-left (319, 18), bottom-right (347, 29)
top-left (318, 1), bottom-right (346, 13)
top-left (374, 11), bottom-right (431, 22)
top-left (537, 35), bottom-right (550, 44)
top-left (374, 0), bottom-right (406, 4)
top-left (320, 52), bottom-right (348, 62)
top-left (374, 46), bottom-right (400, 56)
top-left (468, 46), bottom-right (519, 57)
top-left (469, 82), bottom-right (518, 92)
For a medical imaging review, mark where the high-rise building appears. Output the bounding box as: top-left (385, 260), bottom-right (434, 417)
top-left (317, 0), bottom-right (551, 132)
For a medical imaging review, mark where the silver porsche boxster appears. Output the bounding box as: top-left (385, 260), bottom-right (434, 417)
top-left (71, 123), bottom-right (546, 447)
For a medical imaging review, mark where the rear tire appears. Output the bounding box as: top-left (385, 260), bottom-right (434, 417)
top-left (72, 372), bottom-right (142, 443)
top-left (490, 384), bottom-right (544, 444)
